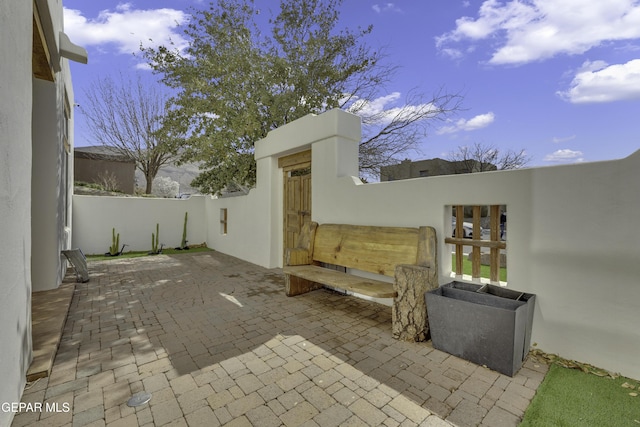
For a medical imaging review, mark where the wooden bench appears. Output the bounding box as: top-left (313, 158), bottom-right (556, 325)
top-left (283, 222), bottom-right (438, 341)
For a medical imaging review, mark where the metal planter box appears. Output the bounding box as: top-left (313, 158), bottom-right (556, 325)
top-left (425, 281), bottom-right (535, 377)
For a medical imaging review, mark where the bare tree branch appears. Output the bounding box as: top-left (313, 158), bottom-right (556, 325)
top-left (447, 142), bottom-right (530, 173)
top-left (80, 74), bottom-right (179, 193)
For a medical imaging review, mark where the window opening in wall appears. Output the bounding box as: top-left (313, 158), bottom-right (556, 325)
top-left (444, 205), bottom-right (507, 284)
top-left (220, 208), bottom-right (228, 235)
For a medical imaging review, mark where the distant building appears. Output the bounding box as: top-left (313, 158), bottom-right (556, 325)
top-left (380, 158), bottom-right (497, 181)
top-left (74, 146), bottom-right (136, 194)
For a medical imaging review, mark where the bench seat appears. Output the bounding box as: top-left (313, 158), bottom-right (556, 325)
top-left (283, 222), bottom-right (439, 342)
top-left (283, 265), bottom-right (396, 298)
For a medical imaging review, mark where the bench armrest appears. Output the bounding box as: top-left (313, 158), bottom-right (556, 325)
top-left (394, 264), bottom-right (439, 294)
top-left (393, 264), bottom-right (439, 342)
top-left (285, 248), bottom-right (311, 266)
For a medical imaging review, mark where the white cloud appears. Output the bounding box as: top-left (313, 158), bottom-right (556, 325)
top-left (372, 3), bottom-right (402, 14)
top-left (552, 135), bottom-right (576, 143)
top-left (557, 59), bottom-right (640, 103)
top-left (345, 92), bottom-right (439, 126)
top-left (544, 148), bottom-right (585, 163)
top-left (437, 112), bottom-right (495, 134)
top-left (436, 0), bottom-right (640, 65)
top-left (63, 4), bottom-right (189, 56)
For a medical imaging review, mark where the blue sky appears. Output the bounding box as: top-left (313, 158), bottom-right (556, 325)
top-left (63, 0), bottom-right (640, 168)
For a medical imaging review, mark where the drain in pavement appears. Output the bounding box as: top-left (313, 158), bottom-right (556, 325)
top-left (127, 391), bottom-right (152, 407)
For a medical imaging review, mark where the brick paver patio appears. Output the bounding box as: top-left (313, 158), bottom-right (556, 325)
top-left (13, 251), bottom-right (548, 427)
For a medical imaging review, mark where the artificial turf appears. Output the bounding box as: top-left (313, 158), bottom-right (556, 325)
top-left (520, 363), bottom-right (640, 427)
top-left (86, 246), bottom-right (212, 261)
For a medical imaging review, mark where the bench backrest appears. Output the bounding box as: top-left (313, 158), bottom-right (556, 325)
top-left (310, 223), bottom-right (433, 277)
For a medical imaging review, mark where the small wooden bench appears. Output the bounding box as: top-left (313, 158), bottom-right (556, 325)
top-left (283, 222), bottom-right (438, 341)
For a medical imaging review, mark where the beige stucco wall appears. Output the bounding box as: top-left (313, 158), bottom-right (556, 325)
top-left (0, 1), bottom-right (34, 424)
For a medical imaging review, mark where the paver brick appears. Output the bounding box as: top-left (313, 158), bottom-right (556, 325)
top-left (277, 371), bottom-right (308, 392)
top-left (184, 406), bottom-right (220, 427)
top-left (150, 398), bottom-right (182, 426)
top-left (279, 401), bottom-right (319, 427)
top-left (313, 403), bottom-right (353, 426)
top-left (245, 405), bottom-right (282, 427)
top-left (226, 392), bottom-right (265, 417)
top-left (363, 388), bottom-right (392, 408)
top-left (24, 253), bottom-right (548, 427)
top-left (302, 385), bottom-right (336, 411)
top-left (235, 373), bottom-right (264, 395)
top-left (447, 399), bottom-right (488, 427)
top-left (177, 384), bottom-right (213, 415)
top-left (480, 406), bottom-right (521, 427)
top-left (388, 394), bottom-right (431, 423)
top-left (459, 377), bottom-right (493, 399)
top-left (350, 398), bottom-right (388, 426)
top-left (278, 389), bottom-right (305, 410)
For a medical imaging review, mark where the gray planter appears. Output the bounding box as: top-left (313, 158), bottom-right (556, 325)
top-left (425, 281), bottom-right (535, 377)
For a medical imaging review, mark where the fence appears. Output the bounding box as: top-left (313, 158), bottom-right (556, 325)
top-left (446, 205), bottom-right (506, 283)
top-left (72, 109), bottom-right (640, 380)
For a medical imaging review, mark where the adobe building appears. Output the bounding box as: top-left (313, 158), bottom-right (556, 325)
top-left (380, 158), bottom-right (497, 181)
top-left (74, 146), bottom-right (136, 194)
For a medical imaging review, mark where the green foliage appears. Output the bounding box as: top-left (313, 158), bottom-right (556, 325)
top-left (142, 0), bottom-right (392, 194)
top-left (451, 254), bottom-right (507, 282)
top-left (181, 212), bottom-right (188, 249)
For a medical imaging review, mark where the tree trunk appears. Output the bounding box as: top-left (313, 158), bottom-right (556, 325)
top-left (145, 173), bottom-right (153, 194)
top-left (392, 265), bottom-right (439, 342)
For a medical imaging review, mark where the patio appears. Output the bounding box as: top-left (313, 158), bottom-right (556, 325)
top-left (14, 251), bottom-right (547, 427)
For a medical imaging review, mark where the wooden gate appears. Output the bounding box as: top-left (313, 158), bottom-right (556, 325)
top-left (279, 151), bottom-right (312, 254)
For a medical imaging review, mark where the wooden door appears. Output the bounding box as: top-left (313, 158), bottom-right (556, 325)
top-left (284, 171), bottom-right (311, 250)
top-left (280, 150), bottom-right (312, 254)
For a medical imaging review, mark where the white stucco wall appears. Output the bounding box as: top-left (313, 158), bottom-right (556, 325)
top-left (206, 109), bottom-right (640, 379)
top-left (0, 2), bottom-right (34, 425)
top-left (72, 195), bottom-right (208, 255)
top-left (30, 0), bottom-right (78, 292)
top-left (72, 109), bottom-right (640, 380)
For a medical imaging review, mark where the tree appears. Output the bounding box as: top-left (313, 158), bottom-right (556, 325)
top-left (152, 176), bottom-right (180, 198)
top-left (143, 0), bottom-right (462, 194)
top-left (447, 142), bottom-right (530, 173)
top-left (81, 74), bottom-right (178, 194)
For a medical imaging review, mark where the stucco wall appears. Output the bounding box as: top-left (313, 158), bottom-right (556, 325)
top-left (31, 0), bottom-right (76, 292)
top-left (72, 195), bottom-right (208, 255)
top-left (0, 1), bottom-right (34, 425)
top-left (205, 109), bottom-right (640, 379)
top-left (72, 109), bottom-right (640, 380)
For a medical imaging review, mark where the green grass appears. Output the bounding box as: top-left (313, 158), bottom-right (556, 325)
top-left (452, 254), bottom-right (507, 282)
top-left (521, 364), bottom-right (640, 426)
top-left (86, 246), bottom-right (212, 261)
